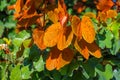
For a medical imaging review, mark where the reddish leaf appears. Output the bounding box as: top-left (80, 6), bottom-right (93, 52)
top-left (96, 0), bottom-right (114, 12)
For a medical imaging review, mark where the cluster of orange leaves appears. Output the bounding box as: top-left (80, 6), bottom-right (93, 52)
top-left (8, 0), bottom-right (118, 70)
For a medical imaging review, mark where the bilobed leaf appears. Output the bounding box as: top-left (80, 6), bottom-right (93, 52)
top-left (74, 39), bottom-right (101, 59)
top-left (46, 47), bottom-right (74, 70)
top-left (44, 22), bottom-right (62, 47)
top-left (56, 48), bottom-right (74, 70)
top-left (87, 42), bottom-right (102, 58)
top-left (81, 16), bottom-right (95, 43)
top-left (57, 27), bottom-right (73, 50)
top-left (46, 47), bottom-right (60, 70)
top-left (74, 39), bottom-right (89, 59)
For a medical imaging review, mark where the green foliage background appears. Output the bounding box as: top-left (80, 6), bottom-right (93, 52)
top-left (0, 0), bottom-right (120, 80)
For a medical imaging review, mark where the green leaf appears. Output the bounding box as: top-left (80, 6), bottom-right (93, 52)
top-left (110, 40), bottom-right (120, 55)
top-left (107, 19), bottom-right (120, 40)
top-left (21, 66), bottom-right (31, 79)
top-left (23, 48), bottom-right (30, 58)
top-left (16, 30), bottom-right (31, 39)
top-left (33, 55), bottom-right (45, 72)
top-left (23, 39), bottom-right (32, 48)
top-left (72, 69), bottom-right (87, 80)
top-left (29, 45), bottom-right (40, 61)
top-left (59, 60), bottom-right (79, 76)
top-left (0, 0), bottom-right (7, 11)
top-left (13, 38), bottom-right (23, 47)
top-left (104, 30), bottom-right (113, 48)
top-left (10, 65), bottom-right (22, 80)
top-left (0, 21), bottom-right (4, 38)
top-left (52, 70), bottom-right (61, 80)
top-left (95, 64), bottom-right (113, 80)
top-left (12, 30), bottom-right (31, 47)
top-left (0, 63), bottom-right (8, 80)
top-left (113, 69), bottom-right (120, 80)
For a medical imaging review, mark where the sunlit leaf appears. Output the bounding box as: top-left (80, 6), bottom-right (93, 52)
top-left (44, 22), bottom-right (61, 47)
top-left (33, 28), bottom-right (46, 50)
top-left (95, 64), bottom-right (113, 80)
top-left (71, 16), bottom-right (82, 40)
top-left (47, 10), bottom-right (59, 23)
top-left (81, 16), bottom-right (95, 43)
top-left (57, 27), bottom-right (73, 50)
top-left (10, 65), bottom-right (21, 80)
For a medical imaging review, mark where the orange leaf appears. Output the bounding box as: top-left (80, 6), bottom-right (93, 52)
top-left (65, 27), bottom-right (74, 48)
top-left (58, 0), bottom-right (68, 26)
top-left (57, 30), bottom-right (66, 50)
top-left (57, 27), bottom-right (73, 50)
top-left (56, 48), bottom-right (74, 70)
top-left (86, 42), bottom-right (102, 58)
top-left (15, 0), bottom-right (24, 14)
top-left (47, 10), bottom-right (59, 23)
top-left (44, 22), bottom-right (62, 47)
top-left (97, 11), bottom-right (107, 22)
top-left (74, 39), bottom-right (89, 59)
top-left (73, 2), bottom-right (86, 13)
top-left (14, 0), bottom-right (24, 19)
top-left (81, 16), bottom-right (95, 43)
top-left (18, 13), bottom-right (40, 28)
top-left (71, 16), bottom-right (82, 40)
top-left (96, 0), bottom-right (114, 12)
top-left (74, 38), bottom-right (102, 59)
top-left (32, 28), bottom-right (46, 50)
top-left (107, 10), bottom-right (117, 18)
top-left (46, 47), bottom-right (74, 70)
top-left (84, 12), bottom-right (96, 18)
top-left (46, 47), bottom-right (60, 70)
